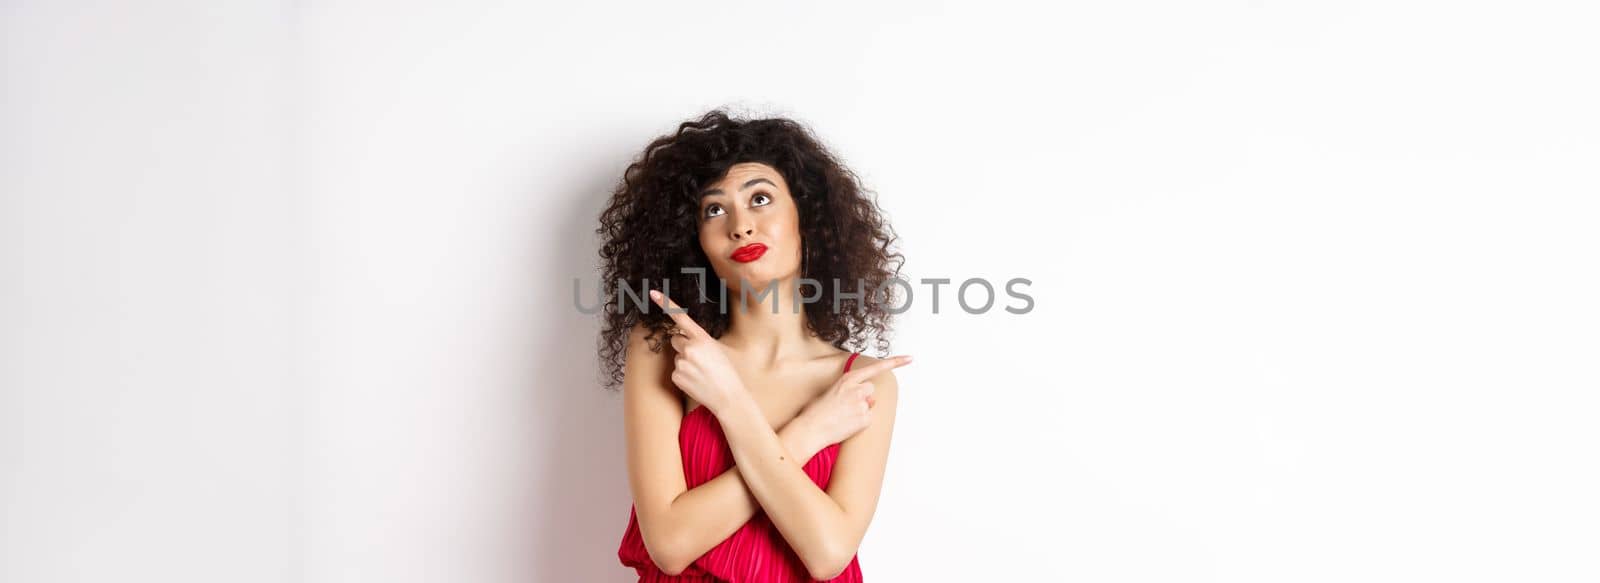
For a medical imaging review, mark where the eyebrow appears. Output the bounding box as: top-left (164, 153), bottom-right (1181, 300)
top-left (699, 177), bottom-right (776, 198)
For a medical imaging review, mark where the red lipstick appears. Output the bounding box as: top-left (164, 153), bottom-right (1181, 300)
top-left (730, 243), bottom-right (768, 263)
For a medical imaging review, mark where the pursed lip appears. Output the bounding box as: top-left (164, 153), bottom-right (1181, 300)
top-left (730, 243), bottom-right (768, 263)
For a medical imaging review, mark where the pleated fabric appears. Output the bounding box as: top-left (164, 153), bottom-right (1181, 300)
top-left (618, 352), bottom-right (865, 582)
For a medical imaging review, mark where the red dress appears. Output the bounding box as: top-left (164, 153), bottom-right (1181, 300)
top-left (617, 352), bottom-right (866, 582)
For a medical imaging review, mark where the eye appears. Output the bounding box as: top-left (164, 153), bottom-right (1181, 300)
top-left (751, 193), bottom-right (772, 207)
top-left (703, 204), bottom-right (725, 219)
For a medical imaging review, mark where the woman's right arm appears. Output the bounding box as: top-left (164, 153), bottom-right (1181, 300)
top-left (621, 322), bottom-right (823, 575)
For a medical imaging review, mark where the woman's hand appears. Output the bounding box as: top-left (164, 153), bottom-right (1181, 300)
top-left (792, 354), bottom-right (913, 449)
top-left (649, 289), bottom-right (747, 415)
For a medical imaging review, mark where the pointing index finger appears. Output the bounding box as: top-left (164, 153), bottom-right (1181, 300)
top-left (649, 290), bottom-right (707, 338)
top-left (844, 354), bottom-right (913, 384)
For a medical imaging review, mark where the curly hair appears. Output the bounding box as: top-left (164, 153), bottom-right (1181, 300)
top-left (594, 109), bottom-right (903, 391)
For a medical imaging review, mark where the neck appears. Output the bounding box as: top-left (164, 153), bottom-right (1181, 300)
top-left (719, 276), bottom-right (821, 366)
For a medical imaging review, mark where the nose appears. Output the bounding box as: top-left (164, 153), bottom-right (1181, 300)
top-left (730, 214), bottom-right (755, 240)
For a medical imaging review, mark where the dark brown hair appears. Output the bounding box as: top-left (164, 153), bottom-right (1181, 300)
top-left (594, 109), bottom-right (903, 391)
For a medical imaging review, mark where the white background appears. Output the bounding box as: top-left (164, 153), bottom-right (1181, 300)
top-left (5, 1), bottom-right (1598, 581)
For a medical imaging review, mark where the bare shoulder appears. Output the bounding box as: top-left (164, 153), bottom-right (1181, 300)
top-left (625, 321), bottom-right (668, 362)
top-left (622, 321), bottom-right (674, 396)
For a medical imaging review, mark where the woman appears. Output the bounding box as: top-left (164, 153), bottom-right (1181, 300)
top-left (599, 110), bottom-right (911, 582)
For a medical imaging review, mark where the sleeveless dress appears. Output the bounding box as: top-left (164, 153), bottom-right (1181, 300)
top-left (617, 351), bottom-right (866, 582)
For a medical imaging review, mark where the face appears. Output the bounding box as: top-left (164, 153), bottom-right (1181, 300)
top-left (696, 162), bottom-right (803, 294)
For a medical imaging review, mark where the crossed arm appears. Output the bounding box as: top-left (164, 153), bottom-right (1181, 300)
top-left (621, 323), bottom-right (900, 579)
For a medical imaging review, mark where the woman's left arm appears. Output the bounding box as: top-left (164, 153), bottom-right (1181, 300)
top-left (717, 359), bottom-right (901, 581)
